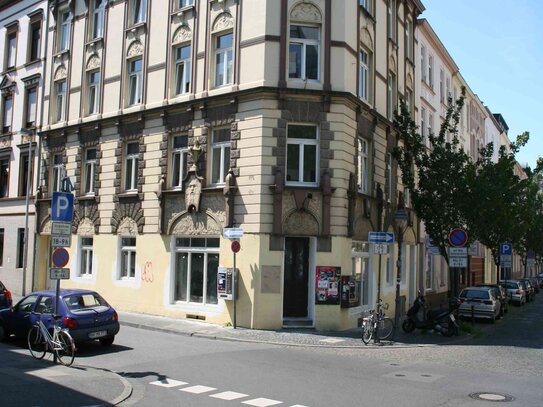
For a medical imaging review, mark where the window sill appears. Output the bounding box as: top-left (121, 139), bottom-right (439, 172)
top-left (161, 188), bottom-right (184, 196)
top-left (171, 4), bottom-right (195, 18)
top-left (126, 22), bottom-right (146, 34)
top-left (85, 37), bottom-right (103, 47)
top-left (53, 49), bottom-right (70, 59)
top-left (118, 192), bottom-right (139, 199)
top-left (77, 194), bottom-right (96, 202)
top-left (24, 59), bottom-right (42, 69)
top-left (285, 183), bottom-right (320, 190)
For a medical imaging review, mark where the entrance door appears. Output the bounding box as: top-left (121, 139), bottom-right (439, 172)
top-left (283, 237), bottom-right (309, 318)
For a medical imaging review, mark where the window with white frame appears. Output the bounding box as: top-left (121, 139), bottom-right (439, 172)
top-left (174, 44), bottom-right (191, 95)
top-left (19, 153), bottom-right (31, 197)
top-left (428, 112), bottom-right (434, 136)
top-left (54, 79), bottom-right (67, 122)
top-left (87, 70), bottom-right (100, 115)
top-left (359, 48), bottom-right (370, 103)
top-left (124, 142), bottom-right (139, 192)
top-left (421, 46), bottom-right (427, 83)
top-left (28, 19), bottom-right (41, 62)
top-left (404, 187), bottom-right (411, 208)
top-left (90, 0), bottom-right (105, 39)
top-left (439, 69), bottom-right (444, 103)
top-left (421, 107), bottom-right (426, 142)
top-left (286, 124), bottom-right (318, 186)
top-left (119, 237), bottom-right (136, 279)
top-left (25, 86), bottom-right (37, 128)
top-left (210, 128), bottom-right (230, 185)
top-left (387, 72), bottom-right (396, 119)
top-left (2, 93), bottom-right (13, 134)
top-left (131, 0), bottom-right (147, 25)
top-left (214, 32), bottom-right (233, 87)
top-left (357, 138), bottom-right (369, 193)
top-left (170, 134), bottom-right (188, 189)
top-left (173, 237), bottom-right (219, 305)
top-left (128, 57), bottom-right (142, 106)
top-left (83, 148), bottom-right (96, 195)
top-left (0, 158), bottom-right (8, 198)
top-left (177, 0), bottom-right (194, 9)
top-left (58, 9), bottom-right (71, 52)
top-left (352, 241), bottom-right (370, 306)
top-left (405, 19), bottom-right (413, 61)
top-left (79, 237), bottom-right (93, 276)
top-left (5, 29), bottom-right (17, 70)
top-left (387, 0), bottom-right (396, 41)
top-left (428, 54), bottom-right (434, 89)
top-left (51, 153), bottom-right (64, 193)
top-left (359, 0), bottom-right (372, 14)
top-left (385, 152), bottom-right (392, 202)
top-left (405, 88), bottom-right (413, 116)
top-left (289, 24), bottom-right (320, 81)
top-left (446, 77), bottom-right (451, 102)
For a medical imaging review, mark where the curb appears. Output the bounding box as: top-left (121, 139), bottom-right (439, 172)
top-left (75, 364), bottom-right (133, 406)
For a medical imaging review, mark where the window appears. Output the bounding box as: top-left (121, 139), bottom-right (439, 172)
top-left (19, 153), bottom-right (31, 196)
top-left (58, 9), bottom-right (71, 52)
top-left (352, 241), bottom-right (370, 306)
top-left (405, 19), bottom-right (413, 61)
top-left (2, 94), bottom-right (13, 133)
top-left (87, 70), bottom-right (100, 115)
top-left (51, 153), bottom-right (64, 193)
top-left (439, 69), bottom-right (444, 103)
top-left (5, 30), bottom-right (17, 70)
top-left (28, 20), bottom-right (41, 62)
top-left (79, 237), bottom-right (93, 276)
top-left (421, 46), bottom-right (427, 83)
top-left (0, 229), bottom-right (3, 266)
top-left (119, 237), bottom-right (136, 279)
top-left (174, 44), bottom-right (191, 95)
top-left (359, 0), bottom-right (372, 14)
top-left (174, 237), bottom-right (219, 305)
top-left (428, 112), bottom-right (434, 136)
top-left (428, 55), bottom-right (434, 89)
top-left (385, 153), bottom-right (392, 203)
top-left (286, 124), bottom-right (318, 186)
top-left (16, 228), bottom-right (24, 268)
top-left (387, 72), bottom-right (396, 119)
top-left (124, 142), bottom-right (139, 192)
top-left (0, 158), bottom-right (8, 197)
top-left (83, 148), bottom-right (97, 195)
top-left (405, 88), bottom-right (413, 116)
top-left (359, 48), bottom-right (370, 103)
top-left (357, 138), bottom-right (368, 193)
top-left (446, 77), bottom-right (451, 102)
top-left (177, 0), bottom-right (194, 9)
top-left (54, 80), bottom-right (67, 122)
top-left (214, 32), bottom-right (233, 87)
top-left (289, 25), bottom-right (320, 81)
top-left (90, 0), bottom-right (105, 39)
top-left (425, 253), bottom-right (433, 290)
top-left (128, 58), bottom-right (142, 106)
top-left (421, 107), bottom-right (426, 141)
top-left (171, 135), bottom-right (188, 189)
top-left (210, 128), bottom-right (230, 185)
top-left (131, 0), bottom-right (147, 25)
top-left (387, 0), bottom-right (396, 41)
top-left (25, 87), bottom-right (37, 128)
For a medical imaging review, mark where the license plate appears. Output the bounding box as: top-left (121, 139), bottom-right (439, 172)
top-left (89, 330), bottom-right (107, 339)
top-left (450, 314), bottom-right (456, 322)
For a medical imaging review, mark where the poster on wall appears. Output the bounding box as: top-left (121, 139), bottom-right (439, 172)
top-left (315, 266), bottom-right (341, 305)
top-left (340, 275), bottom-right (361, 308)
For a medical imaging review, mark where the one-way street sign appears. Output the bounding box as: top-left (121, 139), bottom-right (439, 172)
top-left (368, 232), bottom-right (395, 244)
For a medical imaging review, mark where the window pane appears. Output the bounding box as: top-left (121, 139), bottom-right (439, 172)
top-left (217, 33), bottom-right (233, 49)
top-left (30, 24), bottom-right (41, 61)
top-left (191, 238), bottom-right (205, 247)
top-left (290, 25), bottom-right (319, 40)
top-left (213, 129), bottom-right (230, 143)
top-left (286, 143), bottom-right (300, 182)
top-left (190, 253), bottom-right (204, 302)
top-left (288, 44), bottom-right (302, 78)
top-left (212, 147), bottom-right (221, 183)
top-left (215, 52), bottom-right (224, 86)
top-left (303, 144), bottom-right (316, 183)
top-left (175, 252), bottom-right (188, 301)
top-left (172, 152), bottom-right (181, 187)
top-left (129, 251), bottom-right (136, 277)
top-left (288, 125), bottom-right (316, 140)
top-left (206, 253), bottom-right (219, 304)
top-left (305, 44), bottom-right (319, 80)
top-left (173, 135), bottom-right (187, 149)
top-left (207, 238), bottom-right (220, 248)
top-left (127, 142), bottom-right (139, 155)
top-left (176, 237), bottom-right (190, 247)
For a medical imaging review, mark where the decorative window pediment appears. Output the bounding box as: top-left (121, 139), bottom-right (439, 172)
top-left (86, 54), bottom-right (101, 71)
top-left (127, 40), bottom-right (144, 58)
top-left (54, 65), bottom-right (68, 81)
top-left (360, 27), bottom-right (373, 50)
top-left (290, 2), bottom-right (322, 22)
top-left (212, 12), bottom-right (234, 33)
top-left (172, 25), bottom-right (192, 44)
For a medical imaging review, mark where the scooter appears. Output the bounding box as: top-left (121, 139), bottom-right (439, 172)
top-left (402, 293), bottom-right (461, 337)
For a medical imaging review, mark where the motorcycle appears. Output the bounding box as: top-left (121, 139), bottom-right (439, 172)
top-left (402, 293), bottom-right (461, 337)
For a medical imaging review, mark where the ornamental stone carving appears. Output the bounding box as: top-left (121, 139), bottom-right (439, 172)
top-left (77, 218), bottom-right (95, 236)
top-left (172, 25), bottom-right (192, 44)
top-left (127, 41), bottom-right (144, 58)
top-left (54, 65), bottom-right (67, 81)
top-left (118, 217), bottom-right (138, 237)
top-left (360, 27), bottom-right (373, 50)
top-left (86, 54), bottom-right (101, 71)
top-left (290, 2), bottom-right (322, 22)
top-left (169, 210), bottom-right (222, 236)
top-left (212, 12), bottom-right (234, 32)
top-left (283, 210), bottom-right (319, 236)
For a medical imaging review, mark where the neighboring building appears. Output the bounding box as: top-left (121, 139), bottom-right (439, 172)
top-left (32, 0), bottom-right (424, 330)
top-left (0, 0), bottom-right (47, 295)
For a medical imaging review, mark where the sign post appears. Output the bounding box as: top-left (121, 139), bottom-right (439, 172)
top-left (448, 228), bottom-right (468, 297)
top-left (223, 228), bottom-right (243, 329)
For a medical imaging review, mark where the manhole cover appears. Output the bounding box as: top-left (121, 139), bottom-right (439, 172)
top-left (469, 392), bottom-right (515, 402)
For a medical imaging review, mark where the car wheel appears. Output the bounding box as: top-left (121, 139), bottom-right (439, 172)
top-left (99, 336), bottom-right (115, 346)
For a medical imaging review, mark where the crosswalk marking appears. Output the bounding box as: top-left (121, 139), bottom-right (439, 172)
top-left (210, 391), bottom-right (249, 400)
top-left (180, 385), bottom-right (217, 394)
top-left (242, 398), bottom-right (283, 406)
top-left (149, 378), bottom-right (188, 387)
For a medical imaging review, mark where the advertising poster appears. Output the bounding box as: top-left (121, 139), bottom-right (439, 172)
top-left (340, 275), bottom-right (361, 308)
top-left (315, 266), bottom-right (341, 305)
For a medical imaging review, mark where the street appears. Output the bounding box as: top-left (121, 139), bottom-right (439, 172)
top-left (1, 296), bottom-right (543, 407)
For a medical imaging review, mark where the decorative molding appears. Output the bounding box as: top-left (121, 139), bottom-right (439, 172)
top-left (127, 40), bottom-right (144, 58)
top-left (212, 12), bottom-right (234, 32)
top-left (148, 62), bottom-right (166, 73)
top-left (290, 2), bottom-right (322, 22)
top-left (86, 54), bottom-right (101, 71)
top-left (54, 65), bottom-right (68, 81)
top-left (240, 35), bottom-right (281, 48)
top-left (172, 25), bottom-right (192, 44)
top-left (360, 27), bottom-right (373, 50)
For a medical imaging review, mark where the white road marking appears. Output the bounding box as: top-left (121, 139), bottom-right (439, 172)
top-left (242, 397), bottom-right (283, 406)
top-left (149, 378), bottom-right (188, 388)
top-left (318, 338), bottom-right (345, 343)
top-left (180, 385), bottom-right (217, 394)
top-left (210, 391), bottom-right (249, 400)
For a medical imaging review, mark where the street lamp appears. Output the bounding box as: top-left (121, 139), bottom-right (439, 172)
top-left (394, 207), bottom-right (408, 336)
top-left (20, 127), bottom-right (34, 296)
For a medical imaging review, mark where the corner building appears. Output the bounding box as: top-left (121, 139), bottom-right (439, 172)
top-left (35, 0), bottom-right (424, 330)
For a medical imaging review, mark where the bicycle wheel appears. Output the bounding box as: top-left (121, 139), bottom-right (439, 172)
top-left (28, 326), bottom-right (47, 360)
top-left (55, 331), bottom-right (75, 367)
top-left (377, 317), bottom-right (394, 340)
top-left (361, 319), bottom-right (373, 344)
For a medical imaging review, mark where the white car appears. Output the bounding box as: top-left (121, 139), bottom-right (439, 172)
top-left (458, 287), bottom-right (501, 323)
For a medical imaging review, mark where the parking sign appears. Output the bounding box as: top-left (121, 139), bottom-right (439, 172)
top-left (52, 192), bottom-right (74, 222)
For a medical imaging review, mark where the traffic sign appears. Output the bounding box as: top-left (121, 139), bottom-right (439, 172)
top-left (500, 243), bottom-right (512, 256)
top-left (231, 240), bottom-right (241, 253)
top-left (449, 247), bottom-right (468, 267)
top-left (52, 192), bottom-right (74, 222)
top-left (449, 257), bottom-right (468, 267)
top-left (374, 243), bottom-right (388, 254)
top-left (49, 268), bottom-right (70, 280)
top-left (449, 247), bottom-right (468, 257)
top-left (52, 248), bottom-right (70, 268)
top-left (368, 232), bottom-right (394, 244)
top-left (224, 227), bottom-right (244, 239)
top-left (449, 228), bottom-right (468, 247)
top-left (51, 221), bottom-right (71, 236)
top-left (52, 235), bottom-right (71, 247)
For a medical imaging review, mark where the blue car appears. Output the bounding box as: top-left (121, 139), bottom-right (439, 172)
top-left (0, 289), bottom-right (119, 345)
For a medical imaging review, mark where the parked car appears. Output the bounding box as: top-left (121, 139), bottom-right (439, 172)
top-left (519, 279), bottom-right (535, 302)
top-left (500, 280), bottom-right (526, 305)
top-left (0, 289), bottom-right (119, 345)
top-left (0, 280), bottom-right (12, 309)
top-left (475, 284), bottom-right (508, 316)
top-left (528, 277), bottom-right (540, 294)
top-left (458, 287), bottom-right (501, 322)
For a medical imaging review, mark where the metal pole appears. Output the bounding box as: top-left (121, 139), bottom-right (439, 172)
top-left (394, 228), bottom-right (403, 337)
top-left (233, 251), bottom-right (237, 329)
top-left (374, 254), bottom-right (382, 344)
top-left (22, 131), bottom-right (33, 296)
top-left (54, 278), bottom-right (60, 364)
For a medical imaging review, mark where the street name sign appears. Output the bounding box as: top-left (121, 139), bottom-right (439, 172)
top-left (368, 232), bottom-right (394, 244)
top-left (49, 268), bottom-right (70, 280)
top-left (224, 227), bottom-right (244, 239)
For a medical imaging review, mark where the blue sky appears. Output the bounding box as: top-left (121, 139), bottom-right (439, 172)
top-left (421, 0), bottom-right (542, 169)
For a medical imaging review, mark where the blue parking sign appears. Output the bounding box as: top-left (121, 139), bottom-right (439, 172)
top-left (52, 192), bottom-right (74, 222)
top-left (499, 242), bottom-right (512, 256)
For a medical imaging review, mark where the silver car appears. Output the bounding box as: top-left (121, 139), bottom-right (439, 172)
top-left (458, 287), bottom-right (501, 323)
top-left (500, 280), bottom-right (526, 305)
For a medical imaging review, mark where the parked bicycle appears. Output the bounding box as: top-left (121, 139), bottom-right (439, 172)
top-left (27, 312), bottom-right (75, 366)
top-left (362, 300), bottom-right (394, 344)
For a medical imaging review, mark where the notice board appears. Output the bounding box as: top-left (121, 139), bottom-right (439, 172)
top-left (315, 266), bottom-right (341, 305)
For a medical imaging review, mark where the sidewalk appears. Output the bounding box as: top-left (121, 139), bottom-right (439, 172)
top-left (118, 311), bottom-right (475, 348)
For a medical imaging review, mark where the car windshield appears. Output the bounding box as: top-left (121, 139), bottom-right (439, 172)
top-left (64, 293), bottom-right (108, 311)
top-left (460, 289), bottom-right (489, 300)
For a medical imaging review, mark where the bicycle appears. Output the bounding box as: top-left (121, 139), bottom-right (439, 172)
top-left (27, 313), bottom-right (76, 366)
top-left (362, 300), bottom-right (394, 344)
